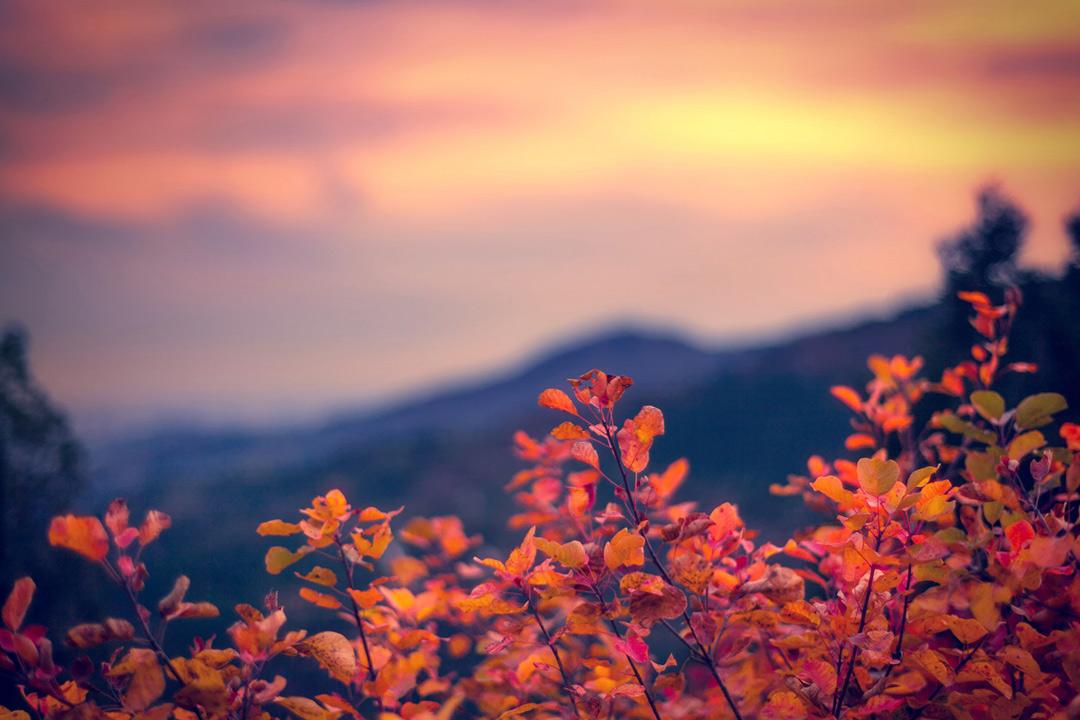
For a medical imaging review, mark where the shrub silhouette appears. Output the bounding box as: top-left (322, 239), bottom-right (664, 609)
top-left (2, 289), bottom-right (1078, 719)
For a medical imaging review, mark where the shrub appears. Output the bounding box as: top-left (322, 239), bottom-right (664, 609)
top-left (3, 289), bottom-right (1078, 719)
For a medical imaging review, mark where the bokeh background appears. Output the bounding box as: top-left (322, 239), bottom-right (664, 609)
top-left (1, 0), bottom-right (1079, 659)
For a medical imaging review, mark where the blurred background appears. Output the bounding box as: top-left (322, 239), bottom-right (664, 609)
top-left (1, 0), bottom-right (1079, 643)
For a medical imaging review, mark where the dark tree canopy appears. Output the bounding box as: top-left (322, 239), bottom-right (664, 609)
top-left (938, 185), bottom-right (1028, 295)
top-left (0, 325), bottom-right (92, 637)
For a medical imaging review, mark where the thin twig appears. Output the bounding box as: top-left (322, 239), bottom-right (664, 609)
top-left (528, 598), bottom-right (582, 720)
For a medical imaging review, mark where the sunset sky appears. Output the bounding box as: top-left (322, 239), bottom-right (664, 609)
top-left (2, 0), bottom-right (1079, 434)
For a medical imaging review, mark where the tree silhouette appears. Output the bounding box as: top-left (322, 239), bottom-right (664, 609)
top-left (938, 185), bottom-right (1028, 295)
top-left (0, 325), bottom-right (97, 674)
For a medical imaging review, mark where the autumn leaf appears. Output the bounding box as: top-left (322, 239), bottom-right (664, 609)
top-left (811, 475), bottom-right (855, 508)
top-left (629, 582), bottom-right (687, 625)
top-left (649, 458), bottom-right (688, 500)
top-left (1006, 431), bottom-right (1045, 460)
top-left (534, 537), bottom-right (588, 569)
top-left (299, 588), bottom-right (341, 610)
top-left (265, 546), bottom-right (309, 575)
top-left (550, 421), bottom-right (589, 440)
top-left (1004, 519), bottom-right (1035, 551)
top-left (1014, 392), bottom-right (1067, 430)
top-left (2, 577), bottom-right (34, 632)
top-left (138, 510), bottom-right (172, 546)
top-left (760, 690), bottom-right (807, 720)
top-left (66, 619), bottom-right (135, 648)
top-left (604, 528), bottom-right (644, 571)
top-left (274, 696), bottom-right (337, 720)
top-left (857, 456), bottom-right (900, 496)
top-left (613, 632), bottom-right (650, 664)
top-left (48, 515), bottom-right (109, 562)
top-left (740, 565), bottom-right (805, 604)
top-left (830, 385), bottom-right (862, 413)
top-left (347, 588), bottom-right (382, 610)
top-left (456, 584), bottom-right (527, 616)
top-left (538, 388), bottom-right (577, 415)
top-left (970, 390), bottom-right (1005, 421)
top-left (108, 648), bottom-right (165, 712)
top-left (157, 575), bottom-right (190, 617)
top-left (570, 441), bottom-right (599, 470)
top-left (257, 520), bottom-right (303, 536)
top-left (295, 567), bottom-right (338, 587)
top-left (298, 632), bottom-right (358, 684)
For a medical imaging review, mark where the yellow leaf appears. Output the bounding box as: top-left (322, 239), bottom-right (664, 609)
top-left (298, 632), bottom-right (357, 684)
top-left (760, 690), bottom-right (807, 720)
top-left (910, 646), bottom-right (954, 686)
top-left (811, 475), bottom-right (854, 507)
top-left (1006, 431), bottom-right (1045, 460)
top-left (604, 528), bottom-right (645, 571)
top-left (550, 421), bottom-right (589, 440)
top-left (296, 566), bottom-right (337, 587)
top-left (970, 390), bottom-right (1005, 421)
top-left (265, 546), bottom-right (309, 575)
top-left (107, 648), bottom-right (164, 712)
top-left (257, 520), bottom-right (303, 536)
top-left (274, 696), bottom-right (338, 720)
top-left (534, 537), bottom-right (587, 569)
top-left (857, 457), bottom-right (900, 496)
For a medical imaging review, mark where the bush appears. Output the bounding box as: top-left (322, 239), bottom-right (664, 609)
top-left (3, 289), bottom-right (1078, 719)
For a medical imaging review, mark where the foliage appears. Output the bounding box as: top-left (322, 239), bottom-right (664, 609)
top-left (3, 289), bottom-right (1079, 719)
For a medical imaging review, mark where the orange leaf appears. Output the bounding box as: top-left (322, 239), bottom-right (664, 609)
top-left (650, 458), bottom-right (688, 500)
top-left (761, 690), bottom-right (807, 720)
top-left (811, 475), bottom-right (855, 508)
top-left (299, 587), bottom-right (342, 609)
top-left (48, 515), bottom-right (109, 562)
top-left (550, 421), bottom-right (589, 440)
top-left (604, 528), bottom-right (645, 571)
top-left (830, 386), bottom-right (862, 413)
top-left (632, 406), bottom-right (664, 444)
top-left (1005, 519), bottom-right (1035, 551)
top-left (505, 527), bottom-right (537, 576)
top-left (538, 388), bottom-right (577, 415)
top-left (348, 588), bottom-right (382, 609)
top-left (570, 441), bottom-right (599, 470)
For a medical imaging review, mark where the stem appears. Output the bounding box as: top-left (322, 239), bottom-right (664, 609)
top-left (600, 418), bottom-right (743, 720)
top-left (334, 540), bottom-right (378, 682)
top-left (833, 558), bottom-right (879, 715)
top-left (528, 598), bottom-right (582, 720)
top-left (589, 585), bottom-right (663, 720)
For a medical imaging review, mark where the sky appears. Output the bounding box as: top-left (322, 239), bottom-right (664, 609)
top-left (1, 0), bottom-right (1079, 436)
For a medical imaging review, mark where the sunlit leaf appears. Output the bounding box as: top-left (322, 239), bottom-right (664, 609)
top-left (48, 515), bottom-right (109, 562)
top-left (857, 456), bottom-right (900, 496)
top-left (604, 528), bottom-right (644, 571)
